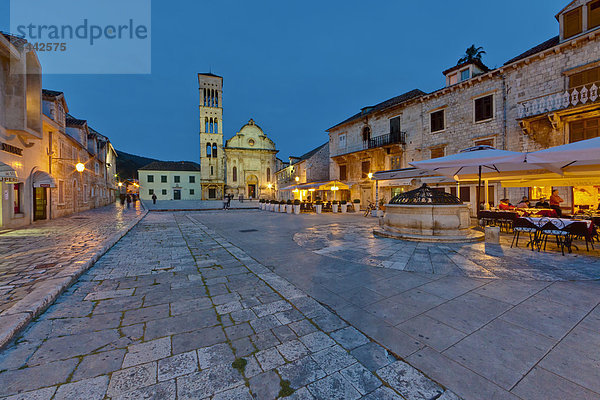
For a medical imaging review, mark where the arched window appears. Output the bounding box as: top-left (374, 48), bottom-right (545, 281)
top-left (209, 118), bottom-right (213, 133)
top-left (214, 118), bottom-right (218, 133)
top-left (362, 126), bottom-right (371, 142)
top-left (205, 117), bottom-right (209, 133)
top-left (212, 143), bottom-right (217, 158)
top-left (232, 166), bottom-right (237, 182)
top-left (206, 143), bottom-right (211, 157)
top-left (203, 89), bottom-right (207, 106)
top-left (211, 89), bottom-right (215, 107)
top-left (215, 91), bottom-right (219, 107)
top-left (266, 167), bottom-right (271, 182)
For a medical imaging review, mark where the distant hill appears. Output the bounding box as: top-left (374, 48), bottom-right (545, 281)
top-left (116, 150), bottom-right (161, 180)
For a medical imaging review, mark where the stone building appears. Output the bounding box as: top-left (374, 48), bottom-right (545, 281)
top-left (276, 142), bottom-right (330, 201)
top-left (224, 119), bottom-right (278, 199)
top-left (0, 33), bottom-right (118, 229)
top-left (327, 0), bottom-right (600, 213)
top-left (138, 161), bottom-right (202, 201)
top-left (197, 73), bottom-right (280, 200)
top-left (198, 73), bottom-right (225, 200)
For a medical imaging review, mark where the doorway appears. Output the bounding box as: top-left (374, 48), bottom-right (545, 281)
top-left (248, 184), bottom-right (256, 199)
top-left (173, 189), bottom-right (181, 200)
top-left (361, 187), bottom-right (372, 206)
top-left (33, 187), bottom-right (47, 220)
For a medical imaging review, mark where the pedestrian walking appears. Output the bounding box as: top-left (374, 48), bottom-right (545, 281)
top-left (223, 194), bottom-right (228, 210)
top-left (239, 194), bottom-right (243, 203)
top-left (152, 193), bottom-right (157, 204)
top-left (126, 194), bottom-right (132, 208)
top-left (119, 194), bottom-right (125, 206)
top-left (226, 194), bottom-right (232, 209)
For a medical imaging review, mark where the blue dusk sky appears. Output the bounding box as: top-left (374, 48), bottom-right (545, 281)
top-left (1, 0), bottom-right (567, 162)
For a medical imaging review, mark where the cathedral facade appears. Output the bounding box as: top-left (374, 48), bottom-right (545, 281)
top-left (198, 73), bottom-right (278, 200)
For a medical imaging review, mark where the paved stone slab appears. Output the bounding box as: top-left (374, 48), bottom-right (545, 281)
top-left (53, 375), bottom-right (108, 400)
top-left (306, 372), bottom-right (362, 400)
top-left (377, 361), bottom-right (444, 400)
top-left (176, 364), bottom-right (244, 399)
top-left (106, 362), bottom-right (157, 397)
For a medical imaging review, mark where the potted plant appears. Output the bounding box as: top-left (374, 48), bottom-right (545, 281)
top-left (280, 200), bottom-right (287, 213)
top-left (376, 198), bottom-right (386, 217)
top-left (293, 199), bottom-right (301, 214)
top-left (285, 199), bottom-right (292, 213)
top-left (332, 200), bottom-right (339, 213)
top-left (340, 200), bottom-right (348, 213)
top-left (315, 200), bottom-right (323, 214)
top-left (259, 198), bottom-right (264, 210)
top-left (353, 199), bottom-right (361, 212)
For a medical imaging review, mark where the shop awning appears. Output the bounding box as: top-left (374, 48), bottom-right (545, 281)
top-left (0, 162), bottom-right (18, 183)
top-left (372, 167), bottom-right (438, 181)
top-left (501, 176), bottom-right (600, 188)
top-left (281, 181), bottom-right (349, 191)
top-left (33, 171), bottom-right (57, 188)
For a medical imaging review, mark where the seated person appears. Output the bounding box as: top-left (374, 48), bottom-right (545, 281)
top-left (535, 197), bottom-right (550, 208)
top-left (498, 198), bottom-right (515, 210)
top-left (516, 196), bottom-right (530, 209)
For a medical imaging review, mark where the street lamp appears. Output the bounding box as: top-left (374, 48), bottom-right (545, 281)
top-left (295, 176), bottom-right (300, 182)
top-left (367, 172), bottom-right (373, 179)
top-left (75, 162), bottom-right (85, 173)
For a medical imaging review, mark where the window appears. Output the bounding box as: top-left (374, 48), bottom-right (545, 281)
top-left (205, 117), bottom-right (209, 133)
top-left (95, 163), bottom-right (99, 175)
top-left (210, 166), bottom-right (214, 175)
top-left (13, 183), bottom-right (22, 213)
top-left (460, 69), bottom-right (470, 81)
top-left (232, 166), bottom-right (237, 182)
top-left (162, 189), bottom-right (167, 195)
top-left (475, 138), bottom-right (495, 148)
top-left (209, 188), bottom-right (216, 198)
top-left (147, 175), bottom-right (154, 183)
top-left (474, 95), bottom-right (494, 122)
top-left (190, 189), bottom-right (195, 195)
top-left (570, 117), bottom-right (599, 142)
top-left (339, 133), bottom-right (346, 148)
top-left (430, 146), bottom-right (445, 159)
top-left (339, 165), bottom-right (347, 181)
top-left (206, 143), bottom-right (211, 157)
top-left (590, 0), bottom-right (600, 29)
top-left (83, 184), bottom-right (88, 202)
top-left (149, 189), bottom-right (154, 195)
top-left (361, 161), bottom-right (370, 179)
top-left (430, 110), bottom-right (445, 132)
top-left (390, 116), bottom-right (401, 134)
top-left (212, 143), bottom-right (217, 158)
top-left (58, 180), bottom-right (65, 204)
top-left (564, 7), bottom-right (582, 39)
top-left (189, 176), bottom-right (195, 183)
top-left (448, 73), bottom-right (458, 86)
top-left (214, 118), bottom-right (218, 133)
top-left (174, 176), bottom-right (180, 183)
top-left (266, 167), bottom-right (271, 182)
top-left (569, 66), bottom-right (600, 88)
top-left (161, 175), bottom-right (167, 183)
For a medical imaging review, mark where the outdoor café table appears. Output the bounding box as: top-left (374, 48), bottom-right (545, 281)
top-left (520, 217), bottom-right (594, 253)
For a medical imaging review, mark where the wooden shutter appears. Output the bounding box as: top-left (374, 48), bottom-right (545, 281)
top-left (569, 66), bottom-right (600, 88)
top-left (361, 161), bottom-right (370, 178)
top-left (390, 117), bottom-right (401, 134)
top-left (339, 165), bottom-right (347, 181)
top-left (564, 7), bottom-right (582, 39)
top-left (570, 117), bottom-right (600, 143)
top-left (430, 146), bottom-right (445, 159)
top-left (590, 0), bottom-right (600, 29)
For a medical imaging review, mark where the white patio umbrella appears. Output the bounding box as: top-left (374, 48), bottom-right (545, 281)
top-left (524, 137), bottom-right (600, 174)
top-left (410, 145), bottom-right (528, 209)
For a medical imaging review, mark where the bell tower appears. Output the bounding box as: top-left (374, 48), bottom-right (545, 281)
top-left (198, 73), bottom-right (224, 199)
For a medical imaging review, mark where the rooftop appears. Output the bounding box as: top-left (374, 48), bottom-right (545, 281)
top-left (139, 161), bottom-right (201, 172)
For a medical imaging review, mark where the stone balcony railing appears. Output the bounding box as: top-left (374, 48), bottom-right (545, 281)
top-left (332, 131), bottom-right (406, 157)
top-left (517, 81), bottom-right (599, 119)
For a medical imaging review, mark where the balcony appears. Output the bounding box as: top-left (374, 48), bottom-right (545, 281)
top-left (517, 81), bottom-right (599, 119)
top-left (332, 131), bottom-right (406, 157)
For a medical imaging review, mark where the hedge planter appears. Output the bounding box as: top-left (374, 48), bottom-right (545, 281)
top-left (341, 204), bottom-right (347, 213)
top-left (315, 204), bottom-right (322, 214)
top-left (293, 205), bottom-right (300, 214)
top-left (332, 204), bottom-right (339, 213)
top-left (354, 203), bottom-right (360, 212)
top-left (280, 205), bottom-right (287, 213)
top-left (286, 204), bottom-right (293, 214)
